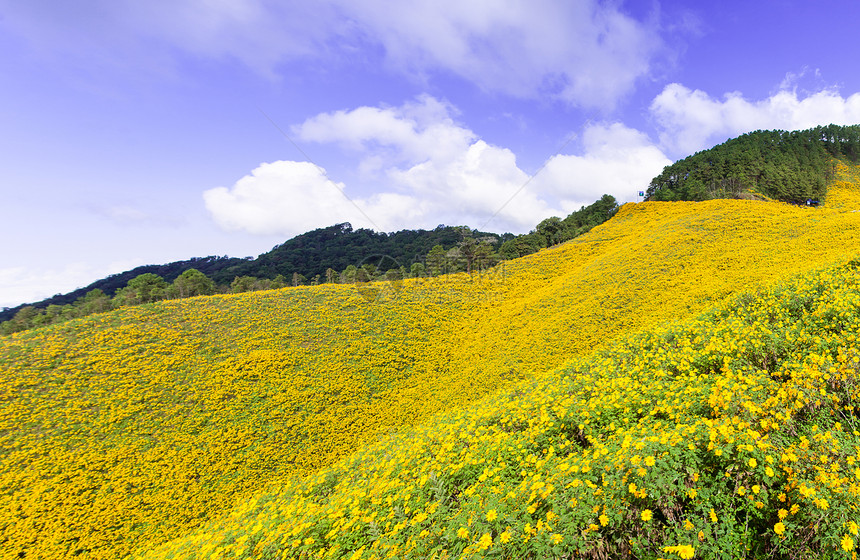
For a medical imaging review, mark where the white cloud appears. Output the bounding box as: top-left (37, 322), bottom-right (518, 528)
top-left (0, 0), bottom-right (338, 78)
top-left (203, 161), bottom-right (384, 235)
top-left (651, 83), bottom-right (860, 155)
top-left (0, 260), bottom-right (141, 309)
top-left (206, 97), bottom-right (557, 236)
top-left (295, 95), bottom-right (473, 166)
top-left (205, 98), bottom-right (672, 237)
top-left (1, 0), bottom-right (662, 108)
top-left (536, 123), bottom-right (672, 206)
top-left (331, 0), bottom-right (662, 107)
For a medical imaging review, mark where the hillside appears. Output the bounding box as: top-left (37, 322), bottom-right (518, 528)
top-left (2, 162), bottom-right (860, 558)
top-left (144, 254), bottom-right (860, 560)
top-left (0, 224), bottom-right (506, 323)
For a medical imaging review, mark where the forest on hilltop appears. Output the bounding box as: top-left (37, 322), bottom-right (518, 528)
top-left (646, 124), bottom-right (860, 203)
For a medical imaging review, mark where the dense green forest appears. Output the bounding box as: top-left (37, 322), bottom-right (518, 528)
top-left (646, 124), bottom-right (860, 202)
top-left (1, 196), bottom-right (619, 333)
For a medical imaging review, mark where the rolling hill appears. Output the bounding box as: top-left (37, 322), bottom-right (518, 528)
top-left (0, 224), bottom-right (506, 324)
top-left (2, 162), bottom-right (860, 559)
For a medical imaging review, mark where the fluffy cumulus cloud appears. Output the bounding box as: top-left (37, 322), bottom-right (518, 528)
top-left (205, 97), bottom-right (673, 237)
top-left (651, 83), bottom-right (860, 155)
top-left (1, 0), bottom-right (660, 108)
top-left (205, 97), bottom-right (551, 235)
top-left (536, 123), bottom-right (672, 208)
top-left (203, 160), bottom-right (409, 235)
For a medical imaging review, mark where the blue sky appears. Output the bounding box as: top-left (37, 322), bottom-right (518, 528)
top-left (2, 0), bottom-right (860, 308)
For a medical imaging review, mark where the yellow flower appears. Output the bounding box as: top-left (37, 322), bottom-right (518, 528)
top-left (709, 509), bottom-right (718, 523)
top-left (841, 535), bottom-right (855, 552)
top-left (599, 514), bottom-right (609, 527)
top-left (778, 509), bottom-right (788, 520)
top-left (552, 533), bottom-right (563, 545)
top-left (645, 456), bottom-right (656, 467)
top-left (687, 488), bottom-right (697, 499)
top-left (478, 532), bottom-right (492, 550)
top-left (641, 509), bottom-right (653, 522)
top-left (765, 466), bottom-right (774, 477)
top-left (748, 458), bottom-right (757, 468)
top-left (486, 509), bottom-right (497, 522)
top-left (500, 530), bottom-right (511, 543)
top-left (849, 521), bottom-right (859, 536)
top-left (457, 527), bottom-right (469, 539)
top-left (663, 544), bottom-right (695, 559)
top-left (774, 522), bottom-right (786, 536)
top-left (752, 485), bottom-right (760, 495)
top-left (684, 519), bottom-right (694, 530)
top-left (790, 504), bottom-right (800, 515)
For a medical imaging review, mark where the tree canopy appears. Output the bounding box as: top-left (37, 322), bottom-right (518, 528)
top-left (646, 124), bottom-right (860, 203)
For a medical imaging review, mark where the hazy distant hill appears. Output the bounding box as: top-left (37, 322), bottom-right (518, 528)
top-left (0, 224), bottom-right (506, 322)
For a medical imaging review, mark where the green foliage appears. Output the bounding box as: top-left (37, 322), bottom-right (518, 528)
top-left (171, 268), bottom-right (215, 298)
top-left (213, 223), bottom-right (503, 285)
top-left (647, 124), bottom-right (860, 203)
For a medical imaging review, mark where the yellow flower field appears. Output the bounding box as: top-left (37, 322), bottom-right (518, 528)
top-left (142, 255), bottom-right (860, 559)
top-left (2, 161), bottom-right (860, 558)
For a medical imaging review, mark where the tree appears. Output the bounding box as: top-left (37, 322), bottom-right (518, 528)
top-left (454, 227), bottom-right (497, 273)
top-left (535, 217), bottom-right (563, 248)
top-left (0, 306), bottom-right (40, 335)
top-left (426, 245), bottom-right (447, 276)
top-left (359, 263), bottom-right (376, 281)
top-left (44, 304), bottom-right (70, 324)
top-left (341, 265), bottom-right (357, 283)
top-left (231, 276), bottom-right (258, 293)
top-left (410, 262), bottom-right (426, 277)
top-left (123, 273), bottom-right (168, 304)
top-left (77, 289), bottom-right (111, 314)
top-left (172, 269), bottom-right (215, 298)
top-left (271, 275), bottom-right (287, 289)
top-left (499, 235), bottom-right (541, 259)
top-left (291, 272), bottom-right (307, 286)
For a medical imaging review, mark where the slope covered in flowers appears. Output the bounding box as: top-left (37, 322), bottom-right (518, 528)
top-left (143, 258), bottom-right (860, 560)
top-left (1, 163), bottom-right (860, 559)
